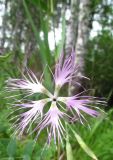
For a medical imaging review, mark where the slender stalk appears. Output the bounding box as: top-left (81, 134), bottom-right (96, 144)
top-left (57, 140), bottom-right (61, 160)
top-left (66, 122), bottom-right (73, 160)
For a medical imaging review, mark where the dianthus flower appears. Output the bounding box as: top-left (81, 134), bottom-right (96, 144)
top-left (6, 51), bottom-right (106, 144)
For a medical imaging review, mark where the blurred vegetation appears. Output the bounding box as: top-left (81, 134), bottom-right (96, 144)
top-left (0, 0), bottom-right (113, 159)
top-left (85, 30), bottom-right (113, 97)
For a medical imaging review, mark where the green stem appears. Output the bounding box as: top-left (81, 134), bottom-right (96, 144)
top-left (66, 122), bottom-right (73, 160)
top-left (57, 141), bottom-right (60, 160)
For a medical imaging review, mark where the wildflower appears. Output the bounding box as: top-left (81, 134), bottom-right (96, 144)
top-left (6, 51), bottom-right (105, 144)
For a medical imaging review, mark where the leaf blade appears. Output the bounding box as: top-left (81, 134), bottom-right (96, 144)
top-left (69, 125), bottom-right (98, 160)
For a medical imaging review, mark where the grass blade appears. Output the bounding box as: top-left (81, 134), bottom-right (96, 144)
top-left (55, 13), bottom-right (66, 61)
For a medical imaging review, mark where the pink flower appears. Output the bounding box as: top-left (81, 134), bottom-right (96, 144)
top-left (54, 51), bottom-right (75, 88)
top-left (7, 69), bottom-right (53, 98)
top-left (11, 99), bottom-right (50, 137)
top-left (7, 51), bottom-right (106, 144)
top-left (58, 96), bottom-right (101, 124)
top-left (34, 102), bottom-right (65, 144)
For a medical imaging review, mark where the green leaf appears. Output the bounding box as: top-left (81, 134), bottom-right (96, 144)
top-left (23, 0), bottom-right (52, 66)
top-left (69, 126), bottom-right (98, 160)
top-left (55, 13), bottom-right (66, 61)
top-left (23, 0), bottom-right (46, 64)
top-left (7, 138), bottom-right (16, 157)
top-left (23, 140), bottom-right (35, 158)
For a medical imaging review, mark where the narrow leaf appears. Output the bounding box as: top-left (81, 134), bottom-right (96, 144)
top-left (66, 139), bottom-right (73, 160)
top-left (23, 0), bottom-right (52, 89)
top-left (69, 126), bottom-right (98, 160)
top-left (23, 0), bottom-right (47, 65)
